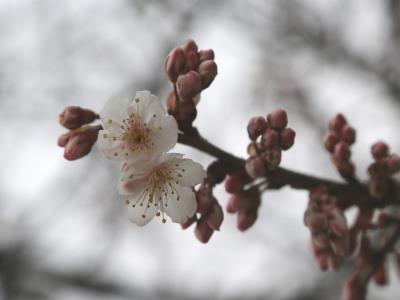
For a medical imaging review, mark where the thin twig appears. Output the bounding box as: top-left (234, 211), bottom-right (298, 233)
top-left (178, 128), bottom-right (400, 209)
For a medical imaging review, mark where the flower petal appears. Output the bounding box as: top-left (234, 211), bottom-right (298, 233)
top-left (165, 186), bottom-right (197, 224)
top-left (150, 115), bottom-right (178, 154)
top-left (97, 131), bottom-right (128, 161)
top-left (167, 156), bottom-right (206, 187)
top-left (100, 97), bottom-right (130, 131)
top-left (134, 91), bottom-right (166, 124)
top-left (117, 161), bottom-right (154, 195)
top-left (124, 184), bottom-right (157, 226)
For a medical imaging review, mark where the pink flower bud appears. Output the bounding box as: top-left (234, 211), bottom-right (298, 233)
top-left (198, 49), bottom-right (214, 62)
top-left (57, 133), bottom-right (70, 147)
top-left (224, 173), bottom-right (249, 194)
top-left (328, 209), bottom-right (348, 237)
top-left (311, 243), bottom-right (329, 271)
top-left (328, 253), bottom-right (344, 271)
top-left (329, 113), bottom-right (347, 132)
top-left (229, 191), bottom-right (261, 213)
top-left (262, 146), bottom-right (281, 170)
top-left (165, 47), bottom-right (186, 82)
top-left (261, 129), bottom-right (279, 147)
top-left (267, 109), bottom-right (288, 131)
top-left (304, 210), bottom-right (325, 232)
top-left (336, 161), bottom-right (355, 179)
top-left (206, 204), bottom-right (224, 230)
top-left (247, 142), bottom-right (258, 157)
top-left (367, 161), bottom-right (387, 177)
top-left (324, 132), bottom-right (340, 153)
top-left (333, 142), bottom-right (351, 161)
top-left (343, 274), bottom-right (366, 300)
top-left (313, 233), bottom-right (331, 249)
top-left (226, 198), bottom-right (237, 213)
top-left (167, 91), bottom-right (197, 131)
top-left (185, 51), bottom-right (199, 72)
top-left (386, 154), bottom-right (400, 174)
top-left (373, 264), bottom-right (387, 286)
top-left (341, 125), bottom-right (356, 145)
top-left (59, 106), bottom-right (98, 129)
top-left (315, 253), bottom-right (329, 271)
top-left (279, 127), bottom-right (296, 150)
top-left (247, 116), bottom-right (267, 141)
top-left (198, 60), bottom-right (218, 89)
top-left (196, 184), bottom-right (215, 215)
top-left (176, 71), bottom-right (202, 101)
top-left (195, 218), bottom-right (213, 243)
top-left (237, 211), bottom-right (258, 231)
top-left (62, 126), bottom-right (100, 161)
top-left (245, 156), bottom-right (265, 179)
top-left (371, 141), bottom-right (389, 160)
top-left (180, 38), bottom-right (198, 54)
top-left (181, 215), bottom-right (196, 229)
top-left (330, 236), bottom-right (349, 256)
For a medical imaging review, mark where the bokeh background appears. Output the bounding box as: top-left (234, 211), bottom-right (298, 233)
top-left (1, 0), bottom-right (400, 299)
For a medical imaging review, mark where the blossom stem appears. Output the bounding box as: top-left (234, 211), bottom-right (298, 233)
top-left (178, 128), bottom-right (400, 209)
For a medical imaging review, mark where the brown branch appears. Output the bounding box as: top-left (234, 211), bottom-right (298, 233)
top-left (178, 128), bottom-right (400, 209)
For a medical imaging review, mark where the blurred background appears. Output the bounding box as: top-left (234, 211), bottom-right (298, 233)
top-left (1, 0), bottom-right (400, 299)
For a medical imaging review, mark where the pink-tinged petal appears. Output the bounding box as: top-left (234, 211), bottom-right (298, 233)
top-left (117, 164), bottom-right (152, 196)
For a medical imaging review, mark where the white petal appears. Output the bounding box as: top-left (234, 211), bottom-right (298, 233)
top-left (150, 115), bottom-right (178, 154)
top-left (97, 131), bottom-right (128, 161)
top-left (117, 161), bottom-right (154, 195)
top-left (165, 186), bottom-right (197, 224)
top-left (100, 97), bottom-right (130, 131)
top-left (128, 91), bottom-right (165, 123)
top-left (125, 187), bottom-right (157, 226)
top-left (167, 157), bottom-right (206, 187)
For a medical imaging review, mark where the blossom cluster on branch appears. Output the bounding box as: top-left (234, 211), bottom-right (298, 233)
top-left (57, 38), bottom-right (400, 300)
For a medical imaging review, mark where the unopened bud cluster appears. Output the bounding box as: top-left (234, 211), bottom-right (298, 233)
top-left (343, 234), bottom-right (390, 300)
top-left (224, 172), bottom-right (261, 231)
top-left (368, 141), bottom-right (400, 198)
top-left (245, 109), bottom-right (295, 178)
top-left (324, 113), bottom-right (356, 179)
top-left (165, 39), bottom-right (217, 130)
top-left (182, 161), bottom-right (226, 243)
top-left (58, 106), bottom-right (100, 160)
top-left (304, 188), bottom-right (350, 271)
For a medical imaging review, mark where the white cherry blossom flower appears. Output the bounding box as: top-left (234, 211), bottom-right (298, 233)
top-left (97, 91), bottom-right (178, 161)
top-left (118, 153), bottom-right (206, 226)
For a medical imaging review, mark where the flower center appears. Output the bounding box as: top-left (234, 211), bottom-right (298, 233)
top-left (121, 112), bottom-right (153, 152)
top-left (125, 164), bottom-right (182, 223)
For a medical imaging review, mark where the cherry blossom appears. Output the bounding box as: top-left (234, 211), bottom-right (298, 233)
top-left (97, 91), bottom-right (178, 162)
top-left (118, 153), bottom-right (206, 226)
